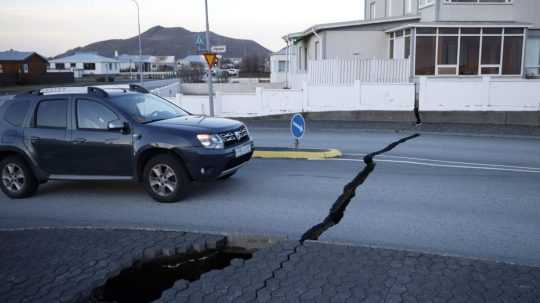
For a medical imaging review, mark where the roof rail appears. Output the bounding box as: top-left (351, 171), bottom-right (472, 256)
top-left (129, 84), bottom-right (149, 94)
top-left (87, 87), bottom-right (109, 98)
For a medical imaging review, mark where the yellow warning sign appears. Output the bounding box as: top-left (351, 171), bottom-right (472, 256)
top-left (203, 52), bottom-right (218, 68)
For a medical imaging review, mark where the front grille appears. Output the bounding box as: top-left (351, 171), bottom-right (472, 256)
top-left (219, 126), bottom-right (250, 148)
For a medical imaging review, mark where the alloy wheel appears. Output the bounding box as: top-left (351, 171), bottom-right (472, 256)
top-left (148, 164), bottom-right (178, 197)
top-left (2, 163), bottom-right (25, 193)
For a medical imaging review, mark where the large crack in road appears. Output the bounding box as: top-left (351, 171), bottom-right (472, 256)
top-left (301, 133), bottom-right (421, 242)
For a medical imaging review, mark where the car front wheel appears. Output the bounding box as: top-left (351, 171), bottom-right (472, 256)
top-left (143, 154), bottom-right (189, 203)
top-left (0, 156), bottom-right (38, 199)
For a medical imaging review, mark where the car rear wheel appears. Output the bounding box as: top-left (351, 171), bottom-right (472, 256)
top-left (0, 156), bottom-right (38, 199)
top-left (143, 154), bottom-right (188, 203)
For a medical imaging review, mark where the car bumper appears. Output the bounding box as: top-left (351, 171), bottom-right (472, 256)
top-left (179, 141), bottom-right (254, 181)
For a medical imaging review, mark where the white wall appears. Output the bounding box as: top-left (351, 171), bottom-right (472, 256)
top-left (419, 77), bottom-right (540, 111)
top-left (173, 81), bottom-right (415, 117)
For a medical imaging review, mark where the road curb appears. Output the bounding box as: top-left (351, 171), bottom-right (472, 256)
top-left (254, 147), bottom-right (342, 160)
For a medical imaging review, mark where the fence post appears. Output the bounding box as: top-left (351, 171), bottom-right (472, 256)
top-left (302, 81), bottom-right (309, 112)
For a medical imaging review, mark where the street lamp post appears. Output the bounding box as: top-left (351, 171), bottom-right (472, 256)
top-left (204, 0), bottom-right (215, 116)
top-left (131, 0), bottom-right (144, 85)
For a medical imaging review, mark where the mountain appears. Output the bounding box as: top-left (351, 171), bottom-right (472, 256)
top-left (54, 26), bottom-right (272, 60)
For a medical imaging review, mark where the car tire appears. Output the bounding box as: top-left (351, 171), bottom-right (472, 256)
top-left (0, 156), bottom-right (39, 199)
top-left (218, 171), bottom-right (237, 180)
top-left (143, 154), bottom-right (189, 203)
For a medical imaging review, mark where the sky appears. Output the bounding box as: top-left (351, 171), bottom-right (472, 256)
top-left (0, 0), bottom-right (365, 57)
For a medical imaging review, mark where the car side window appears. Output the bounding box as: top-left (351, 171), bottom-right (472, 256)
top-left (77, 100), bottom-right (118, 130)
top-left (35, 99), bottom-right (68, 129)
top-left (4, 99), bottom-right (31, 127)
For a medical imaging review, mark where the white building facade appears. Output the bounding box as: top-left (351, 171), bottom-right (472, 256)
top-left (49, 52), bottom-right (120, 79)
top-left (281, 0), bottom-right (540, 80)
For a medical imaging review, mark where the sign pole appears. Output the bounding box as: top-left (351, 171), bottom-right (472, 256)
top-left (291, 113), bottom-right (305, 150)
top-left (204, 0), bottom-right (215, 117)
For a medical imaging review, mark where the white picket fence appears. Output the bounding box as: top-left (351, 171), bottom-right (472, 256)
top-left (172, 81), bottom-right (415, 117)
top-left (308, 58), bottom-right (411, 86)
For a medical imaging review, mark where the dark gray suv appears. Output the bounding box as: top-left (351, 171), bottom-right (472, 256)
top-left (0, 85), bottom-right (253, 202)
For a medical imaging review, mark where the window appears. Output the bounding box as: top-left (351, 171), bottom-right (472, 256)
top-left (55, 63), bottom-right (65, 70)
top-left (108, 63), bottom-right (113, 70)
top-left (389, 33), bottom-right (395, 59)
top-left (303, 47), bottom-right (308, 71)
top-left (77, 100), bottom-right (118, 130)
top-left (70, 63), bottom-right (76, 68)
top-left (370, 2), bottom-right (376, 19)
top-left (415, 36), bottom-right (437, 75)
top-left (35, 100), bottom-right (68, 129)
top-left (386, 0), bottom-right (392, 17)
top-left (414, 27), bottom-right (525, 76)
top-left (83, 63), bottom-right (96, 70)
top-left (481, 36), bottom-right (501, 74)
top-left (278, 60), bottom-right (288, 72)
top-left (4, 99), bottom-right (31, 127)
top-left (459, 36), bottom-right (480, 75)
top-left (315, 41), bottom-right (320, 60)
top-left (525, 36), bottom-right (540, 77)
top-left (110, 94), bottom-right (187, 124)
top-left (405, 36), bottom-right (411, 59)
top-left (438, 36), bottom-right (459, 74)
top-left (0, 64), bottom-right (3, 74)
top-left (22, 64), bottom-right (29, 74)
top-left (298, 47), bottom-right (303, 71)
top-left (502, 36), bottom-right (523, 75)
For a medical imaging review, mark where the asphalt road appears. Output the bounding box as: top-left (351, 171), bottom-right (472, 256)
top-left (1, 123), bottom-right (540, 267)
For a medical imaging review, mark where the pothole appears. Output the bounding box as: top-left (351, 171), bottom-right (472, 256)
top-left (89, 247), bottom-right (253, 303)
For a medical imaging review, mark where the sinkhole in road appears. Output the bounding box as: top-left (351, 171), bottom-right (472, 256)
top-left (91, 248), bottom-right (253, 303)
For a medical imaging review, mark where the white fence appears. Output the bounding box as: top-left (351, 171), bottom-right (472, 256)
top-left (419, 77), bottom-right (540, 111)
top-left (172, 81), bottom-right (415, 117)
top-left (151, 81), bottom-right (181, 98)
top-left (307, 58), bottom-right (411, 86)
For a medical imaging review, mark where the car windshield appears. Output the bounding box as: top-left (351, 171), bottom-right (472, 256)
top-left (110, 93), bottom-right (188, 123)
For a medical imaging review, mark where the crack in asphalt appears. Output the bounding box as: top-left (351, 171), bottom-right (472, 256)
top-left (300, 133), bottom-right (421, 242)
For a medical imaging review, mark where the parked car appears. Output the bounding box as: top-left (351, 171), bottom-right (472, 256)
top-left (227, 69), bottom-right (239, 76)
top-left (0, 85), bottom-right (253, 202)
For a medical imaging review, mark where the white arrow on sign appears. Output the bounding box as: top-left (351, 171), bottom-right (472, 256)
top-left (293, 121), bottom-right (304, 133)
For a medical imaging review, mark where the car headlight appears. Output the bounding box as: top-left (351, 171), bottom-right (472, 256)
top-left (197, 134), bottom-right (224, 149)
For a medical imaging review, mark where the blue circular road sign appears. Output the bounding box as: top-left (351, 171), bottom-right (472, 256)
top-left (291, 113), bottom-right (306, 139)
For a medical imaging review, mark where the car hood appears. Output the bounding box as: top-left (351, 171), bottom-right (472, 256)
top-left (148, 115), bottom-right (243, 133)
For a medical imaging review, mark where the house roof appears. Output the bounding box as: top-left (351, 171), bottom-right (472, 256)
top-left (272, 47), bottom-right (296, 56)
top-left (51, 52), bottom-right (119, 63)
top-left (0, 50), bottom-right (47, 62)
top-left (386, 21), bottom-right (533, 32)
top-left (284, 15), bottom-right (421, 41)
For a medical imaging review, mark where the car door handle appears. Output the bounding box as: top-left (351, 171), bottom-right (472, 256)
top-left (72, 138), bottom-right (87, 144)
top-left (30, 136), bottom-right (41, 143)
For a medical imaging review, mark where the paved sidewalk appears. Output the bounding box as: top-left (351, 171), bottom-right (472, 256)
top-left (1, 228), bottom-right (539, 303)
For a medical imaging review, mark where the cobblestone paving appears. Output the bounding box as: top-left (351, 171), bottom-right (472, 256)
top-left (159, 241), bottom-right (540, 303)
top-left (0, 228), bottom-right (225, 303)
top-left (1, 229), bottom-right (540, 303)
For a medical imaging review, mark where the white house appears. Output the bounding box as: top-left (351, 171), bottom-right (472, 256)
top-left (49, 52), bottom-right (119, 79)
top-left (117, 54), bottom-right (176, 72)
top-left (270, 47), bottom-right (296, 84)
top-left (281, 0), bottom-right (540, 79)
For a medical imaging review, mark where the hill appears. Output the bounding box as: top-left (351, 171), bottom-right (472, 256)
top-left (55, 26), bottom-right (272, 60)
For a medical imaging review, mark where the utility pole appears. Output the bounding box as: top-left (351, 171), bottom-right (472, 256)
top-left (131, 0), bottom-right (144, 85)
top-left (204, 0), bottom-right (215, 116)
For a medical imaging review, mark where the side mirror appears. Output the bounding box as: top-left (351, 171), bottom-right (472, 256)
top-left (108, 120), bottom-right (129, 133)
